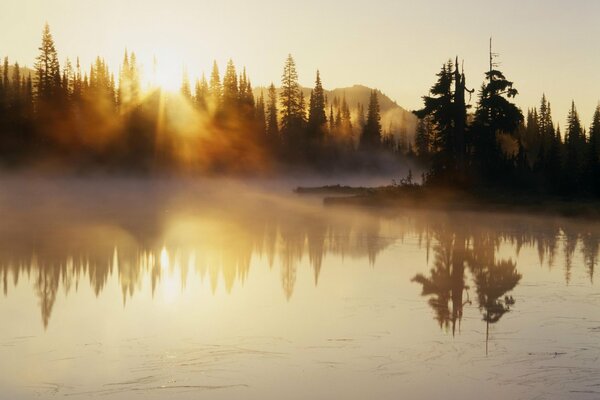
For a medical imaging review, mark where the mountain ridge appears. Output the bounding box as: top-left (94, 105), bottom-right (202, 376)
top-left (254, 84), bottom-right (417, 140)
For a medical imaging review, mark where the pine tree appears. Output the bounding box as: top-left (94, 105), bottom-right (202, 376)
top-left (195, 73), bottom-right (209, 111)
top-left (2, 58), bottom-right (9, 93)
top-left (255, 91), bottom-right (267, 136)
top-left (279, 54), bottom-right (302, 134)
top-left (62, 58), bottom-right (74, 101)
top-left (415, 60), bottom-right (455, 178)
top-left (356, 103), bottom-right (366, 129)
top-left (72, 57), bottom-right (82, 103)
top-left (564, 101), bottom-right (585, 191)
top-left (266, 83), bottom-right (279, 136)
top-left (340, 95), bottom-right (352, 138)
top-left (180, 69), bottom-right (192, 100)
top-left (12, 62), bottom-right (22, 104)
top-left (329, 105), bottom-right (335, 133)
top-left (586, 104), bottom-right (600, 193)
top-left (359, 90), bottom-right (382, 150)
top-left (415, 116), bottom-right (432, 158)
top-left (34, 23), bottom-right (61, 102)
top-left (472, 44), bottom-right (523, 181)
top-left (209, 60), bottom-right (222, 109)
top-left (222, 59), bottom-right (238, 110)
top-left (307, 70), bottom-right (327, 137)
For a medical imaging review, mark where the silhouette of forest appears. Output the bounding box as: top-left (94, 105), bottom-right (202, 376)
top-left (0, 24), bottom-right (416, 174)
top-left (1, 200), bottom-right (596, 329)
top-left (2, 25), bottom-right (598, 196)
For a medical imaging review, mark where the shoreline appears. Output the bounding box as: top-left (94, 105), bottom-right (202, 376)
top-left (295, 185), bottom-right (600, 219)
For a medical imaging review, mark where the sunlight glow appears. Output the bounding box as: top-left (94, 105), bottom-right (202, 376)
top-left (160, 246), bottom-right (170, 270)
top-left (147, 55), bottom-right (184, 92)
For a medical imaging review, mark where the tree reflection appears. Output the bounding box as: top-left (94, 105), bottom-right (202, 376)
top-left (0, 197), bottom-right (597, 329)
top-left (412, 231), bottom-right (470, 335)
top-left (413, 217), bottom-right (524, 354)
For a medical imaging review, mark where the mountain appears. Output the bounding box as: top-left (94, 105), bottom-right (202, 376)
top-left (4, 64), bottom-right (36, 80)
top-left (254, 84), bottom-right (418, 141)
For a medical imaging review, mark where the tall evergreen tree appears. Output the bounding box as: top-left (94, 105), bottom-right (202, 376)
top-left (307, 70), bottom-right (327, 137)
top-left (255, 91), bottom-right (267, 136)
top-left (222, 59), bottom-right (238, 110)
top-left (34, 23), bottom-right (61, 102)
top-left (472, 44), bottom-right (523, 182)
top-left (564, 101), bottom-right (585, 191)
top-left (194, 73), bottom-right (209, 111)
top-left (180, 69), bottom-right (192, 100)
top-left (279, 54), bottom-right (302, 134)
top-left (415, 61), bottom-right (456, 179)
top-left (208, 60), bottom-right (222, 109)
top-left (359, 90), bottom-right (382, 150)
top-left (266, 83), bottom-right (279, 136)
top-left (586, 104), bottom-right (600, 193)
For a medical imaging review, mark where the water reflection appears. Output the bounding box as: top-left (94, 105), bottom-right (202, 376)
top-left (0, 183), bottom-right (598, 334)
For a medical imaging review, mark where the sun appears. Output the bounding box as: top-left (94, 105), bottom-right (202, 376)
top-left (146, 55), bottom-right (184, 92)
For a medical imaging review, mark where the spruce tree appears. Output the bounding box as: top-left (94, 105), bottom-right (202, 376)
top-left (564, 101), bottom-right (585, 191)
top-left (279, 54), bottom-right (302, 134)
top-left (255, 91), bottom-right (267, 136)
top-left (209, 60), bottom-right (222, 109)
top-left (180, 69), bottom-right (192, 100)
top-left (222, 59), bottom-right (238, 110)
top-left (307, 70), bottom-right (327, 137)
top-left (415, 60), bottom-right (455, 179)
top-left (586, 105), bottom-right (600, 193)
top-left (195, 73), bottom-right (209, 111)
top-left (415, 118), bottom-right (428, 158)
top-left (472, 45), bottom-right (523, 182)
top-left (266, 83), bottom-right (279, 136)
top-left (359, 90), bottom-right (382, 150)
top-left (34, 23), bottom-right (61, 102)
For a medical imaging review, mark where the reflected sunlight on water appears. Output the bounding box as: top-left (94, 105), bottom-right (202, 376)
top-left (0, 178), bottom-right (599, 399)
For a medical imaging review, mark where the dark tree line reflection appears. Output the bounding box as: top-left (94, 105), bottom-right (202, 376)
top-left (0, 200), bottom-right (598, 330)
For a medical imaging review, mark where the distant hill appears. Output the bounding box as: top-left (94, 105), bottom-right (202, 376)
top-left (254, 84), bottom-right (417, 141)
top-left (4, 64), bottom-right (35, 81)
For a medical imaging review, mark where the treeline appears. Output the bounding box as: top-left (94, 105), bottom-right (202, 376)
top-left (413, 51), bottom-right (600, 196)
top-left (0, 24), bottom-right (409, 173)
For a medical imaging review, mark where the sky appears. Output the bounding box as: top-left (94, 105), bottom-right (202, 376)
top-left (1, 0), bottom-right (599, 124)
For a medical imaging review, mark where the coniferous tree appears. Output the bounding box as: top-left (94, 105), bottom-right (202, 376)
top-left (222, 59), bottom-right (238, 111)
top-left (34, 23), bottom-right (61, 102)
top-left (208, 61), bottom-right (222, 110)
top-left (586, 105), bottom-right (600, 194)
top-left (472, 47), bottom-right (522, 182)
top-left (564, 101), bottom-right (585, 191)
top-left (255, 91), bottom-right (267, 136)
top-left (279, 54), bottom-right (302, 134)
top-left (307, 70), bottom-right (327, 138)
top-left (266, 83), bottom-right (279, 136)
top-left (538, 94), bottom-right (554, 150)
top-left (356, 103), bottom-right (366, 130)
top-left (2, 58), bottom-right (9, 94)
top-left (180, 69), bottom-right (192, 100)
top-left (195, 73), bottom-right (209, 111)
top-left (359, 90), bottom-right (382, 150)
top-left (415, 61), bottom-right (455, 180)
top-left (415, 117), bottom-right (430, 158)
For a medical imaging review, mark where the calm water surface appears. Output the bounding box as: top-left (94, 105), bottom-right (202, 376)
top-left (0, 178), bottom-right (598, 399)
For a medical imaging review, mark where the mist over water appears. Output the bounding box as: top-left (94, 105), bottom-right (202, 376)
top-left (0, 176), bottom-right (599, 399)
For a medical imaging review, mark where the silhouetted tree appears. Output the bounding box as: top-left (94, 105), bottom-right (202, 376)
top-left (307, 70), bottom-right (327, 140)
top-left (359, 90), bottom-right (382, 150)
top-left (563, 101), bottom-right (585, 192)
top-left (35, 23), bottom-right (61, 103)
top-left (472, 43), bottom-right (522, 183)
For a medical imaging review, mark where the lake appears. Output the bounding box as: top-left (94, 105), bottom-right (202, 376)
top-left (0, 177), bottom-right (598, 399)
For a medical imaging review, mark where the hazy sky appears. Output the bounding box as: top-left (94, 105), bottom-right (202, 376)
top-left (2, 0), bottom-right (599, 123)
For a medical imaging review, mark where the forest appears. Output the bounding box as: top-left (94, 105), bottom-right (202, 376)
top-left (1, 25), bottom-right (599, 197)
